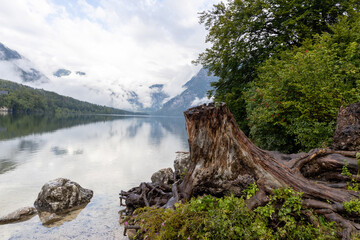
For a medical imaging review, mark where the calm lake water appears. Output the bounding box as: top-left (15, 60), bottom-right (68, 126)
top-left (0, 114), bottom-right (189, 239)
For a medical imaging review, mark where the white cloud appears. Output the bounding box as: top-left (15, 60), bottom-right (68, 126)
top-left (191, 96), bottom-right (214, 107)
top-left (0, 0), bottom-right (219, 110)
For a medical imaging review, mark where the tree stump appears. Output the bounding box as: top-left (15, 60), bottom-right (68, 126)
top-left (121, 103), bottom-right (360, 239)
top-left (180, 103), bottom-right (360, 239)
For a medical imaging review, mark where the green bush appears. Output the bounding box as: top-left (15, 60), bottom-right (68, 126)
top-left (344, 197), bottom-right (360, 214)
top-left (132, 188), bottom-right (338, 240)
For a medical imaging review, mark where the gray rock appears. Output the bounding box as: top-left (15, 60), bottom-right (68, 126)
top-left (34, 178), bottom-right (93, 214)
top-left (174, 151), bottom-right (190, 180)
top-left (332, 102), bottom-right (360, 151)
top-left (151, 168), bottom-right (174, 185)
top-left (0, 206), bottom-right (37, 225)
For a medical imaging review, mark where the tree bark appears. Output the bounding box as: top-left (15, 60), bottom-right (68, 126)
top-left (178, 103), bottom-right (359, 239)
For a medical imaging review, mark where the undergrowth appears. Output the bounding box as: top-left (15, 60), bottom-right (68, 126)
top-left (341, 153), bottom-right (360, 191)
top-left (129, 187), bottom-right (339, 240)
top-left (344, 197), bottom-right (360, 214)
top-left (341, 153), bottom-right (360, 216)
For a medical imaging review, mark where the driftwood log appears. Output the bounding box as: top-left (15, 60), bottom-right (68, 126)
top-left (120, 103), bottom-right (360, 239)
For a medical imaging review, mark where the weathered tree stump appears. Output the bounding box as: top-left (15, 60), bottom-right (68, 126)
top-left (121, 103), bottom-right (360, 239)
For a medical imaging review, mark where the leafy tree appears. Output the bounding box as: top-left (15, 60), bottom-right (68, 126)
top-left (196, 0), bottom-right (359, 131)
top-left (245, 16), bottom-right (360, 152)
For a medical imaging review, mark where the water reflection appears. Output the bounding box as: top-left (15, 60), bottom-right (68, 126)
top-left (19, 139), bottom-right (40, 152)
top-left (125, 119), bottom-right (144, 138)
top-left (0, 114), bottom-right (131, 141)
top-left (0, 158), bottom-right (17, 174)
top-left (39, 204), bottom-right (89, 228)
top-left (0, 114), bottom-right (188, 239)
top-left (51, 146), bottom-right (69, 155)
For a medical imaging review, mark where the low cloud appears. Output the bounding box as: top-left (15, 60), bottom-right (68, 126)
top-left (0, 0), bottom-right (219, 110)
top-left (191, 96), bottom-right (214, 107)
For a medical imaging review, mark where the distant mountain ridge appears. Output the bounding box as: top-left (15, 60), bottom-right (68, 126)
top-left (0, 43), bottom-right (21, 60)
top-left (0, 79), bottom-right (141, 115)
top-left (0, 42), bottom-right (48, 83)
top-left (53, 69), bottom-right (71, 77)
top-left (0, 43), bottom-right (219, 113)
top-left (156, 68), bottom-right (218, 115)
top-left (53, 69), bottom-right (86, 77)
top-left (0, 42), bottom-right (146, 111)
top-left (146, 84), bottom-right (169, 112)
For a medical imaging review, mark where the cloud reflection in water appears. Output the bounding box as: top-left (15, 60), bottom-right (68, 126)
top-left (0, 115), bottom-right (188, 239)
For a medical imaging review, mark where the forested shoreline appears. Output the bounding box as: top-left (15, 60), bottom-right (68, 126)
top-left (0, 79), bottom-right (140, 115)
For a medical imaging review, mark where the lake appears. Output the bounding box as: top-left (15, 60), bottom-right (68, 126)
top-left (0, 114), bottom-right (189, 239)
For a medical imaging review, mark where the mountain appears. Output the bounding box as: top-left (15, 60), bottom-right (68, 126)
top-left (115, 84), bottom-right (169, 113)
top-left (0, 42), bottom-right (48, 83)
top-left (144, 84), bottom-right (169, 112)
top-left (53, 69), bottom-right (86, 77)
top-left (53, 69), bottom-right (71, 77)
top-left (0, 43), bottom-right (141, 111)
top-left (0, 43), bottom-right (21, 60)
top-left (156, 68), bottom-right (218, 115)
top-left (76, 71), bottom-right (86, 76)
top-left (0, 43), bottom-right (218, 113)
top-left (0, 79), bottom-right (141, 115)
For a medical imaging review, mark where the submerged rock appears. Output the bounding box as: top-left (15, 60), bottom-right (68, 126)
top-left (38, 206), bottom-right (86, 226)
top-left (34, 178), bottom-right (93, 216)
top-left (0, 206), bottom-right (37, 225)
top-left (151, 168), bottom-right (174, 185)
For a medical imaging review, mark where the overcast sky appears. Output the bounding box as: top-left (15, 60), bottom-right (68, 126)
top-left (0, 0), bottom-right (219, 110)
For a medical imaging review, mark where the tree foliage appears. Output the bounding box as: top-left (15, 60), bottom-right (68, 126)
top-left (197, 0), bottom-right (358, 94)
top-left (196, 0), bottom-right (360, 151)
top-left (245, 16), bottom-right (360, 152)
